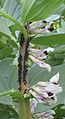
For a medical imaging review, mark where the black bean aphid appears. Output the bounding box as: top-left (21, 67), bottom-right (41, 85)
top-left (23, 40), bottom-right (29, 83)
top-left (48, 23), bottom-right (54, 31)
top-left (44, 51), bottom-right (48, 55)
top-left (18, 32), bottom-right (29, 91)
top-left (19, 32), bottom-right (25, 46)
top-left (48, 27), bottom-right (54, 31)
top-left (18, 54), bottom-right (22, 62)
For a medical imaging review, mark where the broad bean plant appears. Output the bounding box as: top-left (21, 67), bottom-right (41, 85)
top-left (0, 0), bottom-right (65, 119)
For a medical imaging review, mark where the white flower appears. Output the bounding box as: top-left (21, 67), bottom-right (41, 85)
top-left (29, 55), bottom-right (51, 72)
top-left (28, 47), bottom-right (55, 72)
top-left (29, 20), bottom-right (51, 34)
top-left (28, 47), bottom-right (47, 59)
top-left (44, 73), bottom-right (62, 94)
top-left (43, 47), bottom-right (55, 53)
top-left (33, 110), bottom-right (55, 119)
top-left (28, 47), bottom-right (54, 59)
top-left (50, 72), bottom-right (59, 83)
top-left (37, 61), bottom-right (51, 72)
top-left (29, 21), bottom-right (45, 30)
top-left (29, 73), bottom-right (62, 105)
top-left (46, 15), bottom-right (60, 22)
top-left (29, 28), bottom-right (50, 34)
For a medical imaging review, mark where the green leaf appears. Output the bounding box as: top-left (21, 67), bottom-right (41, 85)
top-left (31, 33), bottom-right (65, 46)
top-left (21, 0), bottom-right (64, 23)
top-left (0, 42), bottom-right (7, 50)
top-left (45, 15), bottom-right (60, 22)
top-left (0, 0), bottom-right (5, 8)
top-left (46, 56), bottom-right (64, 66)
top-left (0, 39), bottom-right (17, 59)
top-left (62, 9), bottom-right (65, 21)
top-left (0, 9), bottom-right (27, 36)
top-left (53, 45), bottom-right (65, 54)
top-left (0, 47), bottom-right (13, 59)
top-left (0, 0), bottom-right (22, 34)
top-left (46, 45), bottom-right (65, 66)
top-left (2, 0), bottom-right (21, 27)
top-left (53, 104), bottom-right (65, 119)
top-left (0, 58), bottom-right (18, 91)
top-left (0, 10), bottom-right (22, 31)
top-left (54, 3), bottom-right (65, 16)
top-left (0, 89), bottom-right (23, 99)
top-left (0, 18), bottom-right (12, 37)
top-left (57, 19), bottom-right (65, 33)
top-left (50, 45), bottom-right (65, 59)
top-left (0, 58), bottom-right (18, 104)
top-left (0, 103), bottom-right (19, 119)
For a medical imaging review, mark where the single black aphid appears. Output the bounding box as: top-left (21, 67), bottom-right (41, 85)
top-left (48, 27), bottom-right (54, 31)
top-left (48, 23), bottom-right (54, 31)
top-left (18, 32), bottom-right (25, 46)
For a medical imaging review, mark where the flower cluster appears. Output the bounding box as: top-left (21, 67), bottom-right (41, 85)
top-left (30, 99), bottom-right (55, 119)
top-left (29, 73), bottom-right (62, 118)
top-left (29, 20), bottom-right (50, 34)
top-left (26, 16), bottom-right (61, 118)
top-left (28, 47), bottom-right (54, 72)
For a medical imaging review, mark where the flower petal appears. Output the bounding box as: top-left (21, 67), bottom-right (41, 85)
top-left (44, 83), bottom-right (62, 94)
top-left (50, 73), bottom-right (59, 83)
top-left (29, 20), bottom-right (45, 30)
top-left (33, 110), bottom-right (55, 119)
top-left (43, 47), bottom-right (55, 53)
top-left (37, 61), bottom-right (51, 72)
top-left (30, 28), bottom-right (50, 34)
top-left (28, 48), bottom-right (46, 59)
top-left (29, 55), bottom-right (51, 72)
top-left (38, 81), bottom-right (48, 87)
top-left (30, 98), bottom-right (38, 113)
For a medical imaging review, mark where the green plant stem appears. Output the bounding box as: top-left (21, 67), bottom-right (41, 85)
top-left (0, 10), bottom-right (21, 27)
top-left (18, 20), bottom-right (32, 119)
top-left (0, 10), bottom-right (28, 39)
top-left (24, 98), bottom-right (32, 119)
top-left (19, 37), bottom-right (32, 119)
top-left (21, 23), bottom-right (28, 39)
top-left (19, 98), bottom-right (32, 119)
top-left (19, 98), bottom-right (26, 119)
